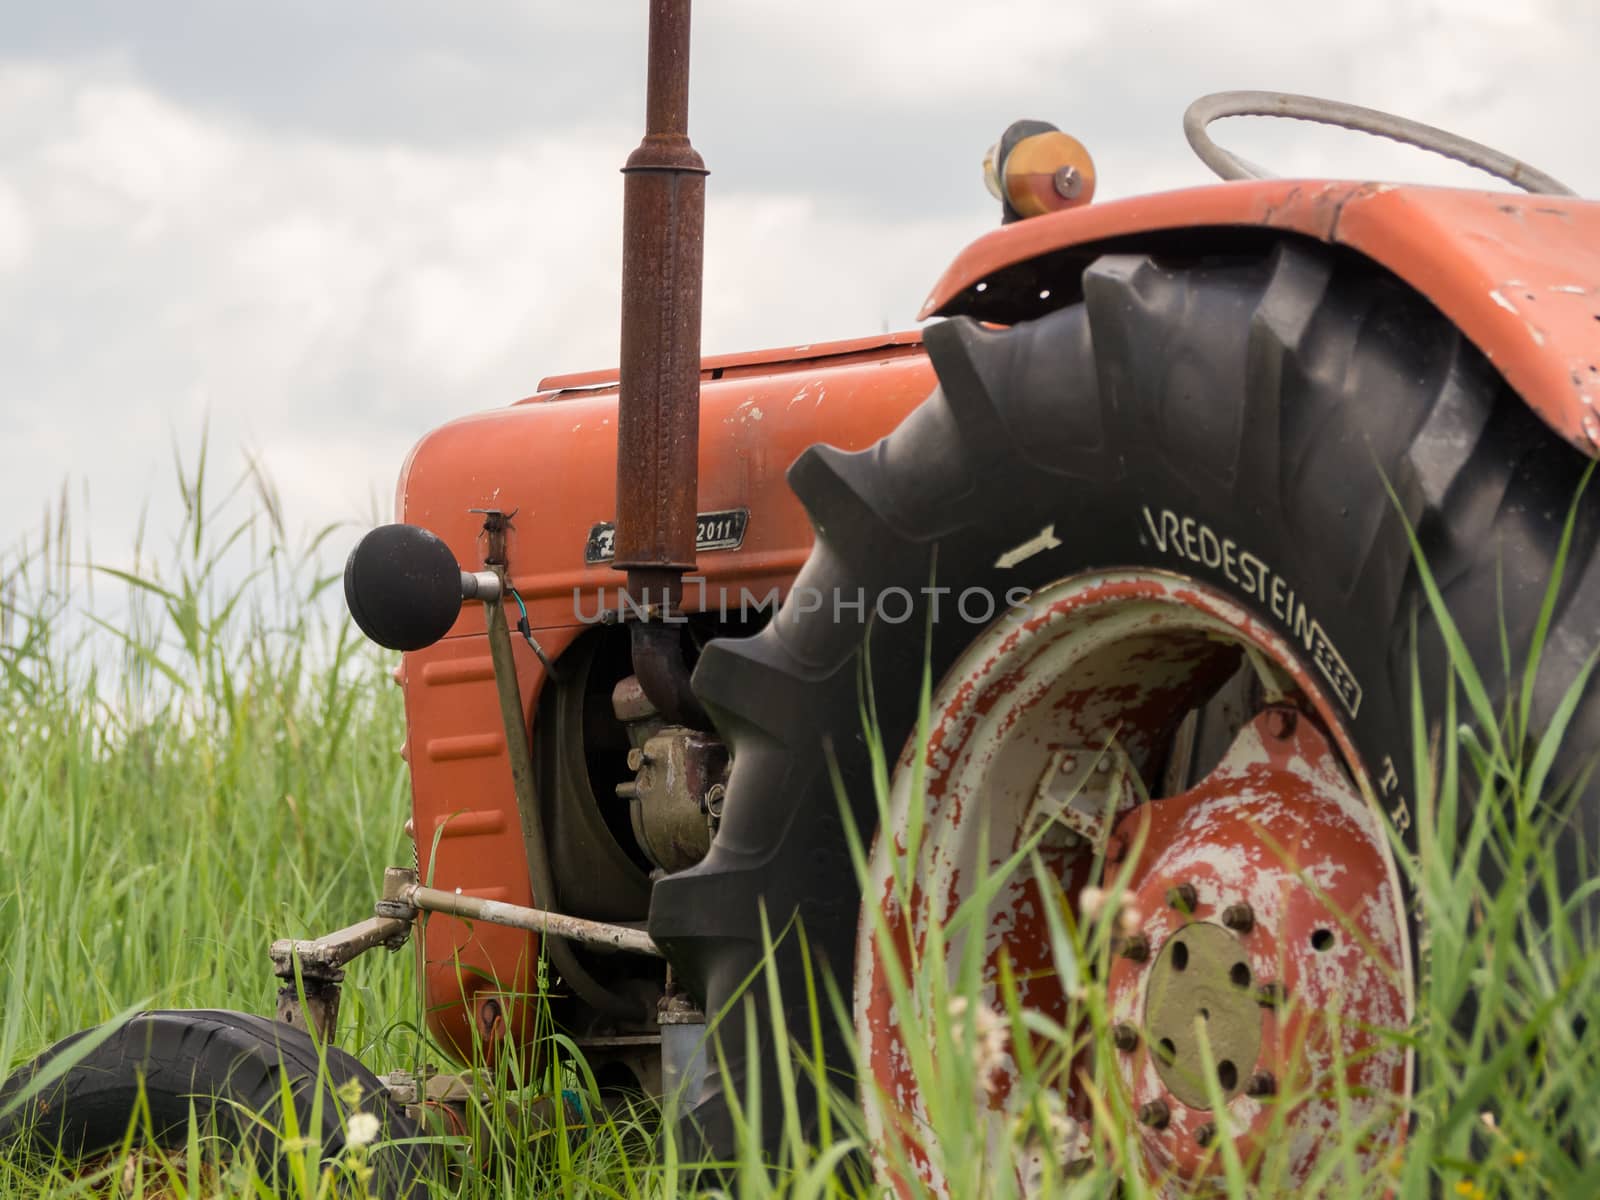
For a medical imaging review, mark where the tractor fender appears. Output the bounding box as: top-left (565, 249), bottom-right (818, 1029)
top-left (921, 180), bottom-right (1600, 458)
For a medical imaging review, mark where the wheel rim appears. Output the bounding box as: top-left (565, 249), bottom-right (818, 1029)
top-left (855, 570), bottom-right (1412, 1194)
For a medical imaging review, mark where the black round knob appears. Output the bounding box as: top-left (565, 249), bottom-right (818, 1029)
top-left (344, 524), bottom-right (464, 651)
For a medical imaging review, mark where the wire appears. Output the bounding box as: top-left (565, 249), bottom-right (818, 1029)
top-left (507, 586), bottom-right (560, 680)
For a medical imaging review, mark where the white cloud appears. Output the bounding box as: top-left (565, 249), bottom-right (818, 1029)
top-left (0, 57), bottom-right (976, 578)
top-left (0, 180), bottom-right (30, 270)
top-left (726, 0), bottom-right (1107, 105)
top-left (1, 2), bottom-right (1596, 589)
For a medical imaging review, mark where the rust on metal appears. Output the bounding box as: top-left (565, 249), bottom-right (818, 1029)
top-left (470, 507), bottom-right (513, 568)
top-left (616, 724), bottom-right (725, 871)
top-left (275, 979), bottom-right (343, 1043)
top-left (615, 0), bottom-right (707, 588)
top-left (270, 903), bottom-right (414, 1042)
top-left (1244, 1070), bottom-right (1276, 1098)
top-left (1104, 702), bottom-right (1408, 1189)
top-left (1221, 902), bottom-right (1255, 932)
top-left (1262, 706), bottom-right (1298, 739)
top-left (403, 883), bottom-right (662, 957)
top-left (269, 915), bottom-right (413, 979)
top-left (854, 571), bottom-right (1412, 1196)
top-left (1167, 881), bottom-right (1199, 913)
top-left (1138, 1099), bottom-right (1171, 1130)
top-left (614, 0), bottom-right (712, 728)
top-left (630, 620), bottom-right (709, 726)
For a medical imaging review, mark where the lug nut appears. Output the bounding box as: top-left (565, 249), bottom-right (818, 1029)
top-left (1118, 933), bottom-right (1151, 962)
top-left (1194, 1121), bottom-right (1217, 1149)
top-left (1167, 882), bottom-right (1198, 913)
top-left (1112, 1023), bottom-right (1140, 1052)
top-left (1138, 1099), bottom-right (1170, 1129)
top-left (1244, 1070), bottom-right (1277, 1097)
top-left (1264, 708), bottom-right (1298, 739)
top-left (1256, 981), bottom-right (1286, 1009)
top-left (1221, 902), bottom-right (1254, 933)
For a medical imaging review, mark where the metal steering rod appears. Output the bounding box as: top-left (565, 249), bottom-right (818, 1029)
top-left (1183, 90), bottom-right (1575, 197)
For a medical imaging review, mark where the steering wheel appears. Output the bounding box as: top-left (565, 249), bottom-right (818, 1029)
top-left (1183, 90), bottom-right (1574, 197)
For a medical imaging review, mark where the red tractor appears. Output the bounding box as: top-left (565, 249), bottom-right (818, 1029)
top-left (7, 4), bottom-right (1600, 1195)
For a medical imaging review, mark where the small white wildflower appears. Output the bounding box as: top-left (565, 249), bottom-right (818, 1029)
top-left (1116, 902), bottom-right (1143, 938)
top-left (972, 1004), bottom-right (1009, 1092)
top-left (1078, 886), bottom-right (1107, 924)
top-left (948, 994), bottom-right (1010, 1096)
top-left (1079, 885), bottom-right (1141, 940)
top-left (345, 1111), bottom-right (381, 1148)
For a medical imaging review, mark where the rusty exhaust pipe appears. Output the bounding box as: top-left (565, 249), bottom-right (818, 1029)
top-left (616, 0), bottom-right (709, 726)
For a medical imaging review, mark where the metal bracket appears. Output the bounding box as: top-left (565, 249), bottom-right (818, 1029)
top-left (469, 507), bottom-right (516, 568)
top-left (399, 881), bottom-right (661, 957)
top-left (270, 867), bottom-right (418, 1041)
top-left (1025, 743), bottom-right (1147, 855)
top-left (378, 1066), bottom-right (584, 1142)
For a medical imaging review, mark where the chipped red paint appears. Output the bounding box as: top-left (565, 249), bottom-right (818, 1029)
top-left (1106, 711), bottom-right (1407, 1189)
top-left (855, 570), bottom-right (1411, 1196)
top-left (919, 180), bottom-right (1600, 459)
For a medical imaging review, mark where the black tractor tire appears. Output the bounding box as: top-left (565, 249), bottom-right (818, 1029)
top-left (648, 240), bottom-right (1600, 1157)
top-left (0, 1009), bottom-right (427, 1197)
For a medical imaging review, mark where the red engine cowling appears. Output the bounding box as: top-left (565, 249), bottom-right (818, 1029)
top-left (393, 332), bottom-right (931, 1059)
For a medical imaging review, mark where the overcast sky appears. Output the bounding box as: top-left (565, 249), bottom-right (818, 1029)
top-left (3, 0), bottom-right (1597, 586)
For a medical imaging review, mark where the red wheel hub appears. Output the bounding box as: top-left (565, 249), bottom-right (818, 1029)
top-left (1107, 706), bottom-right (1407, 1187)
top-left (856, 571), bottom-right (1412, 1195)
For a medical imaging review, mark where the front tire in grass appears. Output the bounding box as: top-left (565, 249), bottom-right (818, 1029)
top-left (649, 241), bottom-right (1600, 1189)
top-left (0, 1009), bottom-right (426, 1198)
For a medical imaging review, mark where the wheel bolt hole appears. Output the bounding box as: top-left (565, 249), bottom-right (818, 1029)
top-left (1311, 928), bottom-right (1335, 952)
top-left (1230, 962), bottom-right (1251, 988)
top-left (1218, 1059), bottom-right (1238, 1091)
top-left (1172, 941), bottom-right (1189, 971)
top-left (1157, 1038), bottom-right (1177, 1065)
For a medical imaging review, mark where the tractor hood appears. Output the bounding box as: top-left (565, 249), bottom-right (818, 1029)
top-left (392, 330), bottom-right (932, 641)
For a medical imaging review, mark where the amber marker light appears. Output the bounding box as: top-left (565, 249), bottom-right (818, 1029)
top-left (984, 120), bottom-right (1097, 223)
top-left (1004, 129), bottom-right (1096, 217)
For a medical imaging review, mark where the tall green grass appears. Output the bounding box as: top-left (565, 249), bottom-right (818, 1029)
top-left (0, 447), bottom-right (422, 1192)
top-left (2, 446), bottom-right (1598, 1198)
